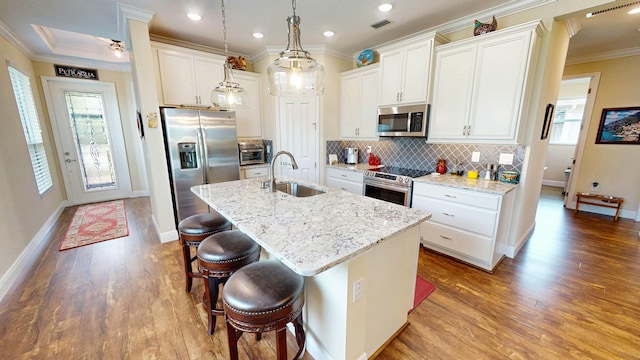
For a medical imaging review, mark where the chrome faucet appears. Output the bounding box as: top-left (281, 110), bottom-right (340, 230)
top-left (269, 151), bottom-right (299, 192)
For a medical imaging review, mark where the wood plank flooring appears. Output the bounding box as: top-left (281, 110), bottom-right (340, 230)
top-left (1, 189), bottom-right (639, 359)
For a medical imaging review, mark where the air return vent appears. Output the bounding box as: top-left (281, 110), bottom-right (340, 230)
top-left (586, 1), bottom-right (640, 17)
top-left (371, 19), bottom-right (391, 29)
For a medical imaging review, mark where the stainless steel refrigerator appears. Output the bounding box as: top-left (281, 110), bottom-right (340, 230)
top-left (161, 107), bottom-right (240, 225)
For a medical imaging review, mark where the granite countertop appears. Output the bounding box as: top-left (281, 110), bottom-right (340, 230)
top-left (413, 173), bottom-right (518, 195)
top-left (191, 178), bottom-right (430, 276)
top-left (327, 163), bottom-right (384, 172)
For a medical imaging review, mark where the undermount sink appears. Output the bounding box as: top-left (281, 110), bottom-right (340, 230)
top-left (276, 182), bottom-right (326, 198)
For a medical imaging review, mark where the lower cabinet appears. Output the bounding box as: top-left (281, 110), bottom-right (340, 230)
top-left (412, 182), bottom-right (515, 271)
top-left (326, 167), bottom-right (363, 195)
top-left (240, 165), bottom-right (269, 180)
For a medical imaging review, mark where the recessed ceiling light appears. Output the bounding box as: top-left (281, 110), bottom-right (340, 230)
top-left (323, 31), bottom-right (335, 37)
top-left (252, 32), bottom-right (264, 39)
top-left (378, 4), bottom-right (393, 12)
top-left (628, 7), bottom-right (640, 14)
top-left (187, 13), bottom-right (202, 21)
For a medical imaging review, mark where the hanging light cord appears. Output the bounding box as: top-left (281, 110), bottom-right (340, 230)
top-left (221, 0), bottom-right (229, 58)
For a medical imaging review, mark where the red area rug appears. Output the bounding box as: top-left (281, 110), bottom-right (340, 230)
top-left (59, 200), bottom-right (129, 251)
top-left (411, 276), bottom-right (436, 312)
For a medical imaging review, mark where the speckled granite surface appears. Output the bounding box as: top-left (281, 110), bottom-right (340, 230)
top-left (327, 163), bottom-right (384, 172)
top-left (192, 178), bottom-right (430, 276)
top-left (413, 173), bottom-right (518, 195)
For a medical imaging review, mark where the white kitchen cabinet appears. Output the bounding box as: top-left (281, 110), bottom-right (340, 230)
top-left (232, 71), bottom-right (263, 138)
top-left (378, 32), bottom-right (447, 106)
top-left (155, 45), bottom-right (225, 107)
top-left (412, 182), bottom-right (515, 271)
top-left (326, 167), bottom-right (363, 195)
top-left (429, 20), bottom-right (542, 144)
top-left (340, 65), bottom-right (379, 139)
top-left (240, 164), bottom-right (269, 180)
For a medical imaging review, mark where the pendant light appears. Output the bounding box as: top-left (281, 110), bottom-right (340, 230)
top-left (267, 0), bottom-right (325, 97)
top-left (211, 0), bottom-right (249, 110)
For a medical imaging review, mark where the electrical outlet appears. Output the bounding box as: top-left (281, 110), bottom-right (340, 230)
top-left (353, 278), bottom-right (364, 303)
top-left (592, 182), bottom-right (599, 192)
top-left (499, 153), bottom-right (514, 165)
top-left (366, 146), bottom-right (372, 154)
top-left (471, 152), bottom-right (480, 162)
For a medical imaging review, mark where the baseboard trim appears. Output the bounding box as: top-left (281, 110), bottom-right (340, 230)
top-left (0, 201), bottom-right (66, 303)
top-left (504, 222), bottom-right (536, 259)
top-left (152, 215), bottom-right (178, 243)
top-left (541, 180), bottom-right (564, 188)
top-left (131, 190), bottom-right (149, 197)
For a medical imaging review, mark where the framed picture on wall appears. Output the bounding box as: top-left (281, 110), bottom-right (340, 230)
top-left (595, 107), bottom-right (640, 144)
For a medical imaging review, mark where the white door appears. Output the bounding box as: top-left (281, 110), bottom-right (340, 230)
top-left (42, 76), bottom-right (131, 205)
top-left (277, 96), bottom-right (318, 183)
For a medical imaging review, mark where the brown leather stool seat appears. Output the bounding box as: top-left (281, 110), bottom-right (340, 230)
top-left (197, 230), bottom-right (260, 335)
top-left (223, 259), bottom-right (306, 360)
top-left (178, 212), bottom-right (232, 292)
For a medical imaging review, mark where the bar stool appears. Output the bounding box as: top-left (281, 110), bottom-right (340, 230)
top-left (223, 259), bottom-right (306, 360)
top-left (178, 212), bottom-right (232, 292)
top-left (197, 230), bottom-right (260, 335)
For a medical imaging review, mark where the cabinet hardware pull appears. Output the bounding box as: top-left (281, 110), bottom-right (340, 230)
top-left (467, 125), bottom-right (471, 135)
top-left (444, 194), bottom-right (456, 198)
top-left (439, 235), bottom-right (452, 240)
top-left (462, 125), bottom-right (466, 136)
top-left (442, 212), bottom-right (455, 217)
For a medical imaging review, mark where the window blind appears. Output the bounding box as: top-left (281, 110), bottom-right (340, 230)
top-left (8, 65), bottom-right (53, 195)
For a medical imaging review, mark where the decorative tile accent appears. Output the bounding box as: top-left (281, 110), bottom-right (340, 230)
top-left (326, 138), bottom-right (524, 175)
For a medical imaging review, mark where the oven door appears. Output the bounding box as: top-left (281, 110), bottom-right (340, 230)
top-left (363, 178), bottom-right (410, 207)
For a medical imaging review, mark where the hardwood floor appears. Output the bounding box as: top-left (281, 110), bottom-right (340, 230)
top-left (0, 190), bottom-right (638, 359)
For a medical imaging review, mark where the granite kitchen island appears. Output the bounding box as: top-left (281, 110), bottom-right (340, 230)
top-left (192, 177), bottom-right (430, 360)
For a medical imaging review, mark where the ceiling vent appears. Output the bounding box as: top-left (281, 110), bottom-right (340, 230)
top-left (586, 1), bottom-right (640, 17)
top-left (371, 19), bottom-right (391, 29)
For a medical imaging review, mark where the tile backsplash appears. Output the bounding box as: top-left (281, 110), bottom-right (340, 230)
top-left (327, 138), bottom-right (524, 174)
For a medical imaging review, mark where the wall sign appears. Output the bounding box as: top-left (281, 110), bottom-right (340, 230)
top-left (54, 64), bottom-right (99, 80)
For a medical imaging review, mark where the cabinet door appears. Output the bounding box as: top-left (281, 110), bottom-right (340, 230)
top-left (340, 73), bottom-right (360, 138)
top-left (194, 56), bottom-right (224, 107)
top-left (233, 72), bottom-right (262, 138)
top-left (378, 48), bottom-right (404, 106)
top-left (468, 32), bottom-right (532, 141)
top-left (400, 40), bottom-right (430, 104)
top-left (157, 49), bottom-right (197, 105)
top-left (358, 69), bottom-right (380, 138)
top-left (429, 45), bottom-right (476, 141)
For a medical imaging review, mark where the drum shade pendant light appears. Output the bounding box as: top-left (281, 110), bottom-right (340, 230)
top-left (212, 0), bottom-right (248, 110)
top-left (267, 0), bottom-right (325, 96)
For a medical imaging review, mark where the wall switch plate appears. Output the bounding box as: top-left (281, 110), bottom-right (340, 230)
top-left (471, 152), bottom-right (480, 162)
top-left (366, 146), bottom-right (372, 154)
top-left (499, 153), bottom-right (514, 165)
top-left (353, 278), bottom-right (364, 303)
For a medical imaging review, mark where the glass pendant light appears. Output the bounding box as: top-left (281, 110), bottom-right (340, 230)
top-left (211, 0), bottom-right (249, 110)
top-left (267, 0), bottom-right (325, 97)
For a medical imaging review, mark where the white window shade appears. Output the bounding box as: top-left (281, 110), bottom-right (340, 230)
top-left (8, 65), bottom-right (53, 195)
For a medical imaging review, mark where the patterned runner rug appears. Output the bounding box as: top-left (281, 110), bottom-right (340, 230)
top-left (59, 200), bottom-right (129, 251)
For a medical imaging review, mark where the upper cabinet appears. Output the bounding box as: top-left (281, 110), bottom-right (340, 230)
top-left (232, 71), bottom-right (263, 138)
top-left (340, 65), bottom-right (379, 139)
top-left (152, 43), bottom-right (262, 138)
top-left (378, 32), bottom-right (448, 106)
top-left (429, 21), bottom-right (543, 144)
top-left (155, 46), bottom-right (225, 107)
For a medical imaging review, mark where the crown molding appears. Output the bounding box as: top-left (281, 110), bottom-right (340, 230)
top-left (562, 17), bottom-right (581, 38)
top-left (565, 47), bottom-right (640, 65)
top-left (0, 20), bottom-right (36, 58)
top-left (251, 45), bottom-right (350, 63)
top-left (117, 3), bottom-right (155, 45)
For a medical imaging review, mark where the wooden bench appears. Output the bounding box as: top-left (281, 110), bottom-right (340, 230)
top-left (575, 193), bottom-right (624, 221)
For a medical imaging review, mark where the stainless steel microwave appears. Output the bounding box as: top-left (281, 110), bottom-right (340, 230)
top-left (377, 104), bottom-right (429, 137)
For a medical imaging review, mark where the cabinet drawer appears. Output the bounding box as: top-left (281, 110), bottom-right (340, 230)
top-left (420, 221), bottom-right (493, 262)
top-left (327, 168), bottom-right (364, 183)
top-left (413, 182), bottom-right (499, 211)
top-left (245, 166), bottom-right (269, 179)
top-left (413, 195), bottom-right (497, 237)
top-left (327, 177), bottom-right (363, 195)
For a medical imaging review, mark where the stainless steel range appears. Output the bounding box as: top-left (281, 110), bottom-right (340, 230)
top-left (363, 167), bottom-right (431, 207)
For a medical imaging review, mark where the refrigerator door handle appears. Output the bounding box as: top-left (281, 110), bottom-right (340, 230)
top-left (197, 127), bottom-right (209, 183)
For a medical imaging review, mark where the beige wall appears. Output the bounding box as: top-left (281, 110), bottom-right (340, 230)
top-left (0, 36), bottom-right (65, 280)
top-left (564, 55), bottom-right (640, 215)
top-left (545, 145), bottom-right (574, 184)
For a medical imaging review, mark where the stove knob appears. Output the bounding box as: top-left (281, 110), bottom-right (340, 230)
top-left (404, 178), bottom-right (410, 183)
